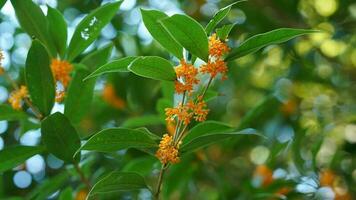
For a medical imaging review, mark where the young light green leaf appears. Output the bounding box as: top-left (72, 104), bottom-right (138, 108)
top-left (205, 0), bottom-right (246, 34)
top-left (78, 128), bottom-right (158, 153)
top-left (0, 104), bottom-right (27, 121)
top-left (84, 56), bottom-right (137, 80)
top-left (225, 28), bottom-right (318, 61)
top-left (216, 24), bottom-right (235, 40)
top-left (87, 171), bottom-right (148, 199)
top-left (47, 6), bottom-right (67, 58)
top-left (181, 128), bottom-right (263, 153)
top-left (141, 9), bottom-right (183, 59)
top-left (66, 1), bottom-right (122, 61)
top-left (41, 112), bottom-right (81, 163)
top-left (128, 56), bottom-right (176, 81)
top-left (182, 121), bottom-right (233, 144)
top-left (0, 145), bottom-right (44, 172)
top-left (81, 43), bottom-right (113, 71)
top-left (25, 40), bottom-right (55, 117)
top-left (64, 66), bottom-right (96, 124)
top-left (161, 14), bottom-right (209, 62)
top-left (10, 0), bottom-right (56, 56)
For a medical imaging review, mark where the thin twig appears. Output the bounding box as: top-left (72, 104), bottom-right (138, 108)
top-left (154, 164), bottom-right (168, 200)
top-left (74, 162), bottom-right (92, 191)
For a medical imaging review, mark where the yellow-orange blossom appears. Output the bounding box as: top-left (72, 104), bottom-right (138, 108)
top-left (51, 59), bottom-right (73, 102)
top-left (156, 33), bottom-right (230, 165)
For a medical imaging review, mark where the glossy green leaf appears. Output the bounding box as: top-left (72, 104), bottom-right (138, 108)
top-left (59, 187), bottom-right (73, 200)
top-left (81, 44), bottom-right (113, 71)
top-left (205, 0), bottom-right (246, 34)
top-left (181, 128), bottom-right (263, 153)
top-left (78, 128), bottom-right (158, 153)
top-left (0, 145), bottom-right (44, 172)
top-left (0, 104), bottom-right (27, 121)
top-left (161, 14), bottom-right (209, 62)
top-left (84, 56), bottom-right (137, 80)
top-left (87, 171), bottom-right (148, 199)
top-left (225, 28), bottom-right (318, 61)
top-left (122, 115), bottom-right (163, 128)
top-left (27, 172), bottom-right (69, 200)
top-left (41, 112), bottom-right (81, 163)
top-left (182, 121), bottom-right (233, 144)
top-left (128, 56), bottom-right (176, 81)
top-left (141, 9), bottom-right (183, 59)
top-left (25, 40), bottom-right (55, 117)
top-left (10, 0), bottom-right (56, 56)
top-left (122, 156), bottom-right (157, 176)
top-left (216, 24), bottom-right (235, 40)
top-left (0, 0), bottom-right (6, 9)
top-left (47, 6), bottom-right (67, 58)
top-left (66, 1), bottom-right (122, 61)
top-left (64, 66), bottom-right (96, 124)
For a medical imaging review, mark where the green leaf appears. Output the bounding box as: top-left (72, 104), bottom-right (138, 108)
top-left (216, 24), bottom-right (235, 40)
top-left (47, 6), bottom-right (67, 58)
top-left (141, 9), bottom-right (183, 59)
top-left (66, 1), bottom-right (122, 61)
top-left (88, 171), bottom-right (148, 199)
top-left (182, 121), bottom-right (233, 144)
top-left (25, 40), bottom-right (55, 117)
top-left (205, 0), bottom-right (246, 34)
top-left (64, 66), bottom-right (96, 124)
top-left (27, 172), bottom-right (69, 200)
top-left (0, 104), bottom-right (27, 121)
top-left (161, 14), bottom-right (209, 62)
top-left (225, 28), bottom-right (318, 61)
top-left (41, 112), bottom-right (81, 163)
top-left (0, 145), bottom-right (44, 172)
top-left (128, 56), bottom-right (176, 81)
top-left (59, 187), bottom-right (73, 200)
top-left (78, 128), bottom-right (158, 153)
top-left (122, 156), bottom-right (157, 176)
top-left (181, 128), bottom-right (263, 153)
top-left (10, 0), bottom-right (56, 56)
top-left (81, 44), bottom-right (113, 71)
top-left (0, 0), bottom-right (6, 10)
top-left (122, 115), bottom-right (164, 128)
top-left (84, 56), bottom-right (137, 80)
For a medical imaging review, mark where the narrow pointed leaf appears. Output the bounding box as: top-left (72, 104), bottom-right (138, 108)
top-left (25, 40), bottom-right (55, 116)
top-left (67, 1), bottom-right (122, 61)
top-left (128, 56), bottom-right (176, 81)
top-left (141, 9), bottom-right (183, 59)
top-left (41, 112), bottom-right (81, 163)
top-left (64, 66), bottom-right (96, 124)
top-left (10, 0), bottom-right (56, 56)
top-left (81, 44), bottom-right (113, 71)
top-left (78, 128), bottom-right (158, 153)
top-left (161, 14), bottom-right (209, 62)
top-left (216, 24), bottom-right (235, 40)
top-left (84, 56), bottom-right (137, 80)
top-left (225, 28), bottom-right (318, 61)
top-left (0, 145), bottom-right (44, 172)
top-left (47, 6), bottom-right (67, 58)
top-left (205, 0), bottom-right (246, 34)
top-left (181, 128), bottom-right (263, 153)
top-left (87, 171), bottom-right (148, 199)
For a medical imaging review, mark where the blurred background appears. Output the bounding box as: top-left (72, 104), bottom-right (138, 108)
top-left (0, 0), bottom-right (355, 199)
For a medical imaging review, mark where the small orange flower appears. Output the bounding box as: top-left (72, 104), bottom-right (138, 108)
top-left (320, 169), bottom-right (336, 187)
top-left (102, 84), bottom-right (126, 109)
top-left (8, 86), bottom-right (28, 110)
top-left (174, 60), bottom-right (199, 94)
top-left (200, 59), bottom-right (228, 80)
top-left (192, 99), bottom-right (209, 122)
top-left (208, 33), bottom-right (230, 57)
top-left (156, 134), bottom-right (180, 164)
top-left (0, 66), bottom-right (4, 75)
top-left (51, 59), bottom-right (73, 88)
top-left (165, 103), bottom-right (193, 125)
top-left (254, 165), bottom-right (274, 187)
top-left (75, 189), bottom-right (88, 200)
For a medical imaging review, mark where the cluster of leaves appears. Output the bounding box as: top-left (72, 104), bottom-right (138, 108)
top-left (1, 0), bottom-right (355, 199)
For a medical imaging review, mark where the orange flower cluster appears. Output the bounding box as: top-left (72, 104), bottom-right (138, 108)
top-left (165, 98), bottom-right (209, 125)
top-left (0, 50), bottom-right (4, 75)
top-left (102, 84), bottom-right (126, 109)
top-left (51, 59), bottom-right (73, 102)
top-left (319, 169), bottom-right (352, 200)
top-left (8, 86), bottom-right (28, 110)
top-left (156, 134), bottom-right (180, 164)
top-left (254, 165), bottom-right (274, 187)
top-left (174, 60), bottom-right (199, 94)
top-left (201, 34), bottom-right (230, 80)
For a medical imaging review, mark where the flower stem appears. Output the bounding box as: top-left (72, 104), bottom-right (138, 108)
top-left (74, 162), bottom-right (92, 191)
top-left (154, 164), bottom-right (168, 200)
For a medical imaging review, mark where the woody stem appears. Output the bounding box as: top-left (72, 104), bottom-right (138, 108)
top-left (154, 163), bottom-right (168, 200)
top-left (74, 162), bottom-right (91, 191)
top-left (4, 73), bottom-right (43, 119)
